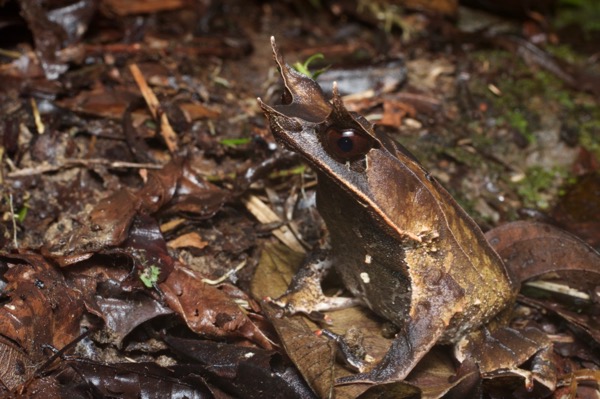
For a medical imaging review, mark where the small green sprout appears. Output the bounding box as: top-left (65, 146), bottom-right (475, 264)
top-left (139, 265), bottom-right (161, 288)
top-left (292, 53), bottom-right (329, 80)
top-left (16, 205), bottom-right (28, 223)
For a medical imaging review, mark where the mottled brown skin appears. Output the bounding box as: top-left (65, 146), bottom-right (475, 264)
top-left (258, 38), bottom-right (517, 384)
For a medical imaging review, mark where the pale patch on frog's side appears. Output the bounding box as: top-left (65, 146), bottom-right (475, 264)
top-left (360, 272), bottom-right (371, 284)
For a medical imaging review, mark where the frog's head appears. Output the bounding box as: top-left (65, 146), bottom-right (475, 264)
top-left (258, 38), bottom-right (425, 244)
top-left (257, 37), bottom-right (383, 173)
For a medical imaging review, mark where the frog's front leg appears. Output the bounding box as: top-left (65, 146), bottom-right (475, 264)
top-left (271, 249), bottom-right (362, 319)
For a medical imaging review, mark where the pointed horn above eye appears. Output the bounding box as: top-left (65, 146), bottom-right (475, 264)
top-left (330, 80), bottom-right (356, 120)
top-left (267, 37), bottom-right (331, 123)
top-left (329, 80), bottom-right (378, 140)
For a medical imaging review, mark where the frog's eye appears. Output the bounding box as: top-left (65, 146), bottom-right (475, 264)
top-left (324, 127), bottom-right (374, 161)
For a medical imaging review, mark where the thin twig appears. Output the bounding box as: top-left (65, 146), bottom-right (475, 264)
top-left (6, 158), bottom-right (163, 178)
top-left (202, 259), bottom-right (248, 285)
top-left (8, 194), bottom-right (18, 248)
top-left (129, 63), bottom-right (178, 153)
top-left (30, 97), bottom-right (45, 134)
top-left (0, 146), bottom-right (4, 184)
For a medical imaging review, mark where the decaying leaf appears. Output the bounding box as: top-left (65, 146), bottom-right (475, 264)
top-left (0, 253), bottom-right (85, 392)
top-left (485, 221), bottom-right (600, 292)
top-left (165, 336), bottom-right (316, 399)
top-left (60, 359), bottom-right (215, 398)
top-left (160, 263), bottom-right (273, 349)
top-left (45, 158), bottom-right (227, 261)
top-left (93, 295), bottom-right (173, 346)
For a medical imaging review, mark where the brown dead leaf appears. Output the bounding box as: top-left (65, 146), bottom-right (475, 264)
top-left (168, 231), bottom-right (208, 250)
top-left (101, 0), bottom-right (188, 16)
top-left (160, 263), bottom-right (273, 349)
top-left (178, 102), bottom-right (221, 120)
top-left (0, 253), bottom-right (85, 391)
top-left (485, 221), bottom-right (600, 290)
top-left (260, 301), bottom-right (339, 398)
top-left (94, 295), bottom-right (173, 346)
top-left (56, 83), bottom-right (138, 119)
top-left (0, 334), bottom-right (33, 392)
top-left (485, 220), bottom-right (600, 386)
top-left (400, 0), bottom-right (457, 16)
top-left (379, 100), bottom-right (417, 127)
top-left (45, 158), bottom-right (226, 260)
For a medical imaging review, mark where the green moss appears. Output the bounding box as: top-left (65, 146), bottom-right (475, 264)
top-left (533, 70), bottom-right (577, 109)
top-left (501, 110), bottom-right (534, 143)
top-left (436, 45), bottom-right (595, 217)
top-left (580, 123), bottom-right (600, 160)
top-left (556, 0), bottom-right (600, 34)
top-left (514, 166), bottom-right (569, 209)
top-left (544, 44), bottom-right (581, 65)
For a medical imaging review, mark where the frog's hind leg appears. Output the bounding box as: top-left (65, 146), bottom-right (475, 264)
top-left (455, 325), bottom-right (557, 395)
top-left (335, 303), bottom-right (449, 384)
top-left (336, 270), bottom-right (469, 385)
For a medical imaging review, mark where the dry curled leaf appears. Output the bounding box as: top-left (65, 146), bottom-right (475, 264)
top-left (485, 221), bottom-right (600, 291)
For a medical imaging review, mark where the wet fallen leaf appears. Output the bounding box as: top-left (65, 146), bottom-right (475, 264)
top-left (19, 0), bottom-right (94, 79)
top-left (94, 295), bottom-right (173, 346)
top-left (45, 158), bottom-right (226, 260)
top-left (165, 336), bottom-right (316, 399)
top-left (60, 360), bottom-right (214, 398)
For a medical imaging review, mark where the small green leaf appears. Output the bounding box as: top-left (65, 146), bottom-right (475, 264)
top-left (292, 53), bottom-right (329, 79)
top-left (140, 265), bottom-right (161, 288)
top-left (220, 137), bottom-right (252, 148)
top-left (16, 206), bottom-right (28, 223)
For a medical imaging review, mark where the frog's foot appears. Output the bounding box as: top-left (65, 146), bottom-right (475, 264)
top-left (317, 328), bottom-right (371, 373)
top-left (335, 313), bottom-right (448, 385)
top-left (335, 357), bottom-right (407, 385)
